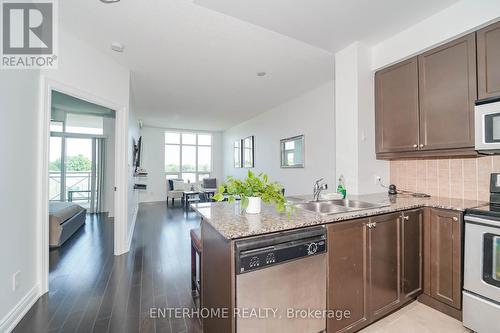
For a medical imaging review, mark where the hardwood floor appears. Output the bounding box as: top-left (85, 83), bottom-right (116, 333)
top-left (14, 202), bottom-right (202, 333)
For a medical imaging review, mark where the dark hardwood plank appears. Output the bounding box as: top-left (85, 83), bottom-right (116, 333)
top-left (13, 203), bottom-right (202, 333)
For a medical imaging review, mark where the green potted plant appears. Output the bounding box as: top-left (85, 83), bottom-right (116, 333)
top-left (213, 171), bottom-right (289, 214)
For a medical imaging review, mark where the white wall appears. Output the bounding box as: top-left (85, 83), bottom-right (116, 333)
top-left (335, 45), bottom-right (359, 193)
top-left (138, 126), bottom-right (223, 203)
top-left (223, 81), bottom-right (335, 196)
top-left (0, 71), bottom-right (41, 331)
top-left (128, 87), bottom-right (139, 240)
top-left (372, 0), bottom-right (500, 70)
top-left (103, 117), bottom-right (115, 216)
top-left (334, 42), bottom-right (389, 195)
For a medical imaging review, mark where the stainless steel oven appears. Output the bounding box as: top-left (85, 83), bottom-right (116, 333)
top-left (464, 173), bottom-right (500, 333)
top-left (475, 98), bottom-right (500, 153)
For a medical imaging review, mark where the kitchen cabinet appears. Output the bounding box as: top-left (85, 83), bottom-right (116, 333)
top-left (328, 211), bottom-right (421, 333)
top-left (422, 208), bottom-right (462, 311)
top-left (375, 57), bottom-right (420, 153)
top-left (477, 21), bottom-right (500, 99)
top-left (327, 219), bottom-right (369, 333)
top-left (418, 33), bottom-right (476, 151)
top-left (375, 32), bottom-right (479, 159)
top-left (367, 212), bottom-right (401, 321)
top-left (401, 209), bottom-right (423, 300)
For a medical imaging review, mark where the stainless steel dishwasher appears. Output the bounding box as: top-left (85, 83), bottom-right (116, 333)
top-left (235, 226), bottom-right (327, 333)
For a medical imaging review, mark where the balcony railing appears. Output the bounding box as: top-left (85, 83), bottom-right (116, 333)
top-left (49, 171), bottom-right (92, 208)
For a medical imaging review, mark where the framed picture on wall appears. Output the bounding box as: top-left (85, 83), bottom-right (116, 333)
top-left (242, 136), bottom-right (254, 168)
top-left (234, 140), bottom-right (242, 168)
top-left (280, 135), bottom-right (304, 168)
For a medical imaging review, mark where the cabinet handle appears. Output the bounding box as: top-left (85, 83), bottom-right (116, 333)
top-left (372, 222), bottom-right (377, 228)
top-left (452, 217), bottom-right (458, 222)
top-left (413, 144), bottom-right (418, 148)
top-left (402, 215), bottom-right (409, 221)
top-left (419, 144), bottom-right (424, 148)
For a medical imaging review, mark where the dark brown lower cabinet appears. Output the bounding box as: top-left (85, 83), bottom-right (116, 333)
top-left (328, 211), bottom-right (422, 333)
top-left (367, 213), bottom-right (401, 321)
top-left (401, 209), bottom-right (423, 300)
top-left (327, 219), bottom-right (369, 333)
top-left (422, 208), bottom-right (462, 312)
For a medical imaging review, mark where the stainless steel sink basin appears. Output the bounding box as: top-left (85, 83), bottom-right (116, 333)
top-left (294, 199), bottom-right (386, 215)
top-left (294, 202), bottom-right (351, 215)
top-left (320, 199), bottom-right (382, 210)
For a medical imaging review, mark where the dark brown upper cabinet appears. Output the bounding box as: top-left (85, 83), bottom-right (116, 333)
top-left (375, 57), bottom-right (420, 153)
top-left (477, 21), bottom-right (500, 99)
top-left (418, 33), bottom-right (477, 151)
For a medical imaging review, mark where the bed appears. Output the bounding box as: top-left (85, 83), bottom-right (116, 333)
top-left (49, 202), bottom-right (87, 247)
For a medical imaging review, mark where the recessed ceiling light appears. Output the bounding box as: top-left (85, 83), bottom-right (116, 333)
top-left (111, 41), bottom-right (124, 52)
top-left (257, 72), bottom-right (266, 77)
top-left (100, 0), bottom-right (120, 3)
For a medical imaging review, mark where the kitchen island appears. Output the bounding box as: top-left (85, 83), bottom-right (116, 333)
top-left (192, 193), bottom-right (484, 333)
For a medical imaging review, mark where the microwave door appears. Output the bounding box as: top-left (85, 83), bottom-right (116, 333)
top-left (475, 101), bottom-right (500, 152)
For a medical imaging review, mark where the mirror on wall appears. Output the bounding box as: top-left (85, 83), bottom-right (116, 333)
top-left (280, 135), bottom-right (304, 168)
top-left (234, 140), bottom-right (242, 168)
top-left (242, 136), bottom-right (254, 168)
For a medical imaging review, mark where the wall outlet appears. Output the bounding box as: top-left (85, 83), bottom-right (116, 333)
top-left (12, 271), bottom-right (20, 291)
top-left (375, 175), bottom-right (382, 186)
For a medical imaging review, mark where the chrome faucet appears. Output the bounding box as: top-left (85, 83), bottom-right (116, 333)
top-left (313, 178), bottom-right (328, 202)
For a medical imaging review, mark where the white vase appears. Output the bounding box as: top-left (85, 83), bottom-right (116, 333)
top-left (246, 196), bottom-right (261, 214)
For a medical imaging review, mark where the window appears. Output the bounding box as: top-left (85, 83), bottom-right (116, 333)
top-left (234, 140), bottom-right (241, 168)
top-left (242, 136), bottom-right (254, 168)
top-left (65, 113), bottom-right (104, 135)
top-left (165, 131), bottom-right (212, 182)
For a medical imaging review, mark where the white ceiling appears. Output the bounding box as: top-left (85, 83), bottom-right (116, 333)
top-left (59, 0), bottom-right (333, 131)
top-left (59, 0), bottom-right (459, 131)
top-left (194, 0), bottom-right (460, 52)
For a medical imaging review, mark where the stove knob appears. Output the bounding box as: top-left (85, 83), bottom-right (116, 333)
top-left (307, 242), bottom-right (318, 255)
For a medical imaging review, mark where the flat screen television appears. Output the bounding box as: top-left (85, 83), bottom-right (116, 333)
top-left (133, 136), bottom-right (142, 170)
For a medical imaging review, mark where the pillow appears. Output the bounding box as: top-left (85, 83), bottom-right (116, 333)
top-left (168, 179), bottom-right (174, 191)
top-left (172, 180), bottom-right (185, 191)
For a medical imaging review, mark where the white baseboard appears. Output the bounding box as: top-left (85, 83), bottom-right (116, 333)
top-left (126, 205), bottom-right (138, 251)
top-left (0, 285), bottom-right (40, 333)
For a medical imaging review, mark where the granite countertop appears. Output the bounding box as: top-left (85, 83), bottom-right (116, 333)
top-left (191, 193), bottom-right (486, 240)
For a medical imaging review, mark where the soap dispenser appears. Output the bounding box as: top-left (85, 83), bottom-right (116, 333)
top-left (337, 175), bottom-right (347, 199)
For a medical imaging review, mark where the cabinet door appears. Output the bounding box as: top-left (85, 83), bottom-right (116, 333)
top-left (327, 220), bottom-right (369, 333)
top-left (401, 209), bottom-right (423, 300)
top-left (428, 209), bottom-right (462, 309)
top-left (418, 33), bottom-right (477, 150)
top-left (375, 57), bottom-right (420, 153)
top-left (368, 213), bottom-right (401, 321)
top-left (477, 21), bottom-right (500, 99)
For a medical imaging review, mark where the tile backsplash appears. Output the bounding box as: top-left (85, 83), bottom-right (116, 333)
top-left (390, 156), bottom-right (500, 202)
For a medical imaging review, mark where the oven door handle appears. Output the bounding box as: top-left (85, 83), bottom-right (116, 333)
top-left (465, 215), bottom-right (500, 229)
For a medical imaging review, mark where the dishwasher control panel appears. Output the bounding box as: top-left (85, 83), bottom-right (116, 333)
top-left (235, 227), bottom-right (327, 274)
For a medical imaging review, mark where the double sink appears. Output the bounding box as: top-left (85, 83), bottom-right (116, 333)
top-left (294, 199), bottom-right (387, 216)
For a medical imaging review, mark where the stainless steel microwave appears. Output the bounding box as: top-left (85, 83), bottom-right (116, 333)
top-left (475, 98), bottom-right (500, 153)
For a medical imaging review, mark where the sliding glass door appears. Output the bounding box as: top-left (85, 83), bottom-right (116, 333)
top-left (49, 134), bottom-right (105, 213)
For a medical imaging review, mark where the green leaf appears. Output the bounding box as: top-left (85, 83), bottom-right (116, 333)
top-left (213, 193), bottom-right (224, 202)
